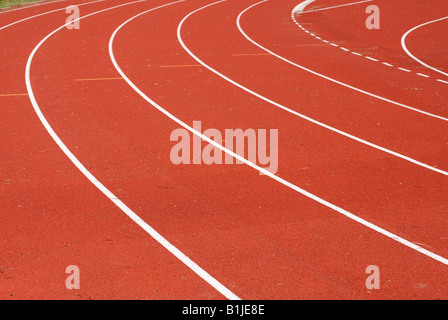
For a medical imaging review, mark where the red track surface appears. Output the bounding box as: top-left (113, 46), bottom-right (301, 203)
top-left (0, 0), bottom-right (447, 299)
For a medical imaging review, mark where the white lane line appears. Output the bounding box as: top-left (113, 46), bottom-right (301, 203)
top-left (0, 0), bottom-right (106, 31)
top-left (244, 3), bottom-right (448, 173)
top-left (382, 62), bottom-right (394, 67)
top-left (189, 0), bottom-right (448, 177)
top-left (25, 0), bottom-right (240, 301)
top-left (108, 0), bottom-right (241, 300)
top-left (437, 79), bottom-right (448, 85)
top-left (401, 16), bottom-right (448, 78)
top-left (174, 1), bottom-right (448, 267)
top-left (365, 56), bottom-right (379, 62)
top-left (235, 2), bottom-right (448, 176)
top-left (293, 0), bottom-right (373, 14)
top-left (398, 67), bottom-right (411, 73)
top-left (0, 0), bottom-right (67, 14)
top-left (416, 73), bottom-right (430, 78)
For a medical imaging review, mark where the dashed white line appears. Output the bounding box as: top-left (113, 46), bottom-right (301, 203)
top-left (365, 56), bottom-right (379, 62)
top-left (292, 0), bottom-right (446, 82)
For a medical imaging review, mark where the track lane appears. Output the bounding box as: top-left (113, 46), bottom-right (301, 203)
top-left (1, 0), bottom-right (226, 299)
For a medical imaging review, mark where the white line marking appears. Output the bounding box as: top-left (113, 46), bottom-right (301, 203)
top-left (401, 16), bottom-right (448, 78)
top-left (24, 0), bottom-right (240, 301)
top-left (416, 73), bottom-right (430, 78)
top-left (293, 0), bottom-right (373, 14)
top-left (398, 67), bottom-right (411, 73)
top-left (437, 79), bottom-right (448, 85)
top-left (175, 1), bottom-right (448, 267)
top-left (351, 51), bottom-right (362, 56)
top-left (382, 62), bottom-right (394, 67)
top-left (365, 56), bottom-right (379, 62)
top-left (0, 0), bottom-right (105, 31)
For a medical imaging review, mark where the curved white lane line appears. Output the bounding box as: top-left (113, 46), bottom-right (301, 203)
top-left (236, 1), bottom-right (448, 176)
top-left (401, 16), bottom-right (448, 78)
top-left (25, 0), bottom-right (240, 301)
top-left (0, 0), bottom-right (105, 31)
top-left (0, 0), bottom-right (67, 14)
top-left (110, 0), bottom-right (448, 267)
top-left (176, 0), bottom-right (448, 177)
top-left (293, 0), bottom-right (373, 14)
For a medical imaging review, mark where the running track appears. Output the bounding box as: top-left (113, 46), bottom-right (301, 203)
top-left (0, 0), bottom-right (447, 299)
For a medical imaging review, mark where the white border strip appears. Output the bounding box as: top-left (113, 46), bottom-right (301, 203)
top-left (109, 0), bottom-right (448, 266)
top-left (24, 0), bottom-right (240, 301)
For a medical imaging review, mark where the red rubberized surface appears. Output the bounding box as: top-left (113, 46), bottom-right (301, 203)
top-left (0, 0), bottom-right (447, 299)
